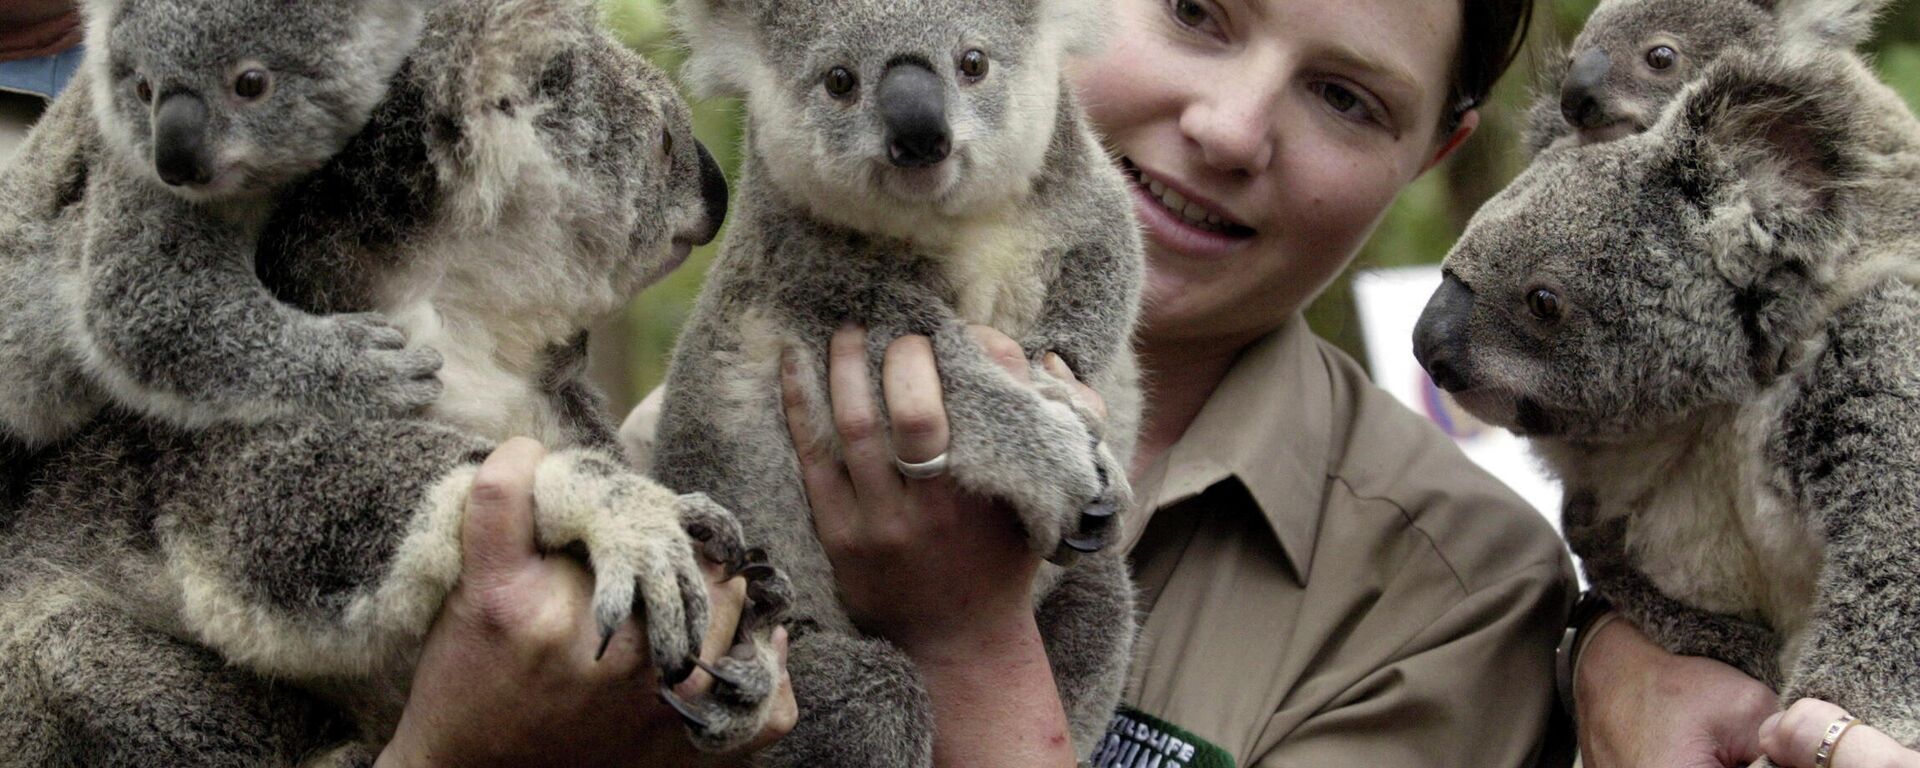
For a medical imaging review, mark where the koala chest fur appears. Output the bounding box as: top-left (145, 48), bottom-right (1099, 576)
top-left (936, 213), bottom-right (1051, 330)
top-left (1544, 389), bottom-right (1827, 653)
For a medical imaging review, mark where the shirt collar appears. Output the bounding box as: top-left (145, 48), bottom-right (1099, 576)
top-left (0, 46), bottom-right (83, 101)
top-left (1126, 316), bottom-right (1334, 585)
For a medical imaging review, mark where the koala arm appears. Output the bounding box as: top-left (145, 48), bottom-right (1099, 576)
top-left (539, 331), bottom-right (624, 454)
top-left (1563, 492), bottom-right (1784, 687)
top-left (76, 172), bottom-right (443, 428)
top-left (1022, 223), bottom-right (1141, 382)
top-left (1771, 283), bottom-right (1920, 745)
top-left (135, 415), bottom-right (744, 704)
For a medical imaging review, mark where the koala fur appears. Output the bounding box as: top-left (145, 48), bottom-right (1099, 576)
top-left (0, 0), bottom-right (786, 762)
top-left (1524, 0), bottom-right (1891, 153)
top-left (657, 0), bottom-right (1142, 764)
top-left (0, 0), bottom-right (446, 450)
top-left (1415, 49), bottom-right (1920, 748)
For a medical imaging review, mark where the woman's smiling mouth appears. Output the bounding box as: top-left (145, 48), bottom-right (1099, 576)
top-left (1120, 157), bottom-right (1257, 258)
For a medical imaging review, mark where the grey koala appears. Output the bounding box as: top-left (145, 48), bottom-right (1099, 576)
top-left (1415, 48), bottom-right (1920, 751)
top-left (1524, 0), bottom-right (1890, 153)
top-left (0, 0), bottom-right (788, 763)
top-left (655, 0), bottom-right (1143, 764)
top-left (0, 0), bottom-right (445, 451)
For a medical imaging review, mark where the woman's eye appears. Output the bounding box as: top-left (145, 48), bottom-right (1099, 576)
top-left (1167, 0), bottom-right (1222, 36)
top-left (1314, 82), bottom-right (1379, 124)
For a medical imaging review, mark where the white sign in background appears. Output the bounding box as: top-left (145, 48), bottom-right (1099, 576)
top-left (1351, 267), bottom-right (1565, 535)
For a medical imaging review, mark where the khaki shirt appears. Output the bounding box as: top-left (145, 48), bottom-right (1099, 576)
top-left (1117, 317), bottom-right (1576, 768)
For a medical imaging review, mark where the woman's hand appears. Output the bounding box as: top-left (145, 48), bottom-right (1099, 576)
top-left (377, 437), bottom-right (796, 768)
top-left (1761, 698), bottom-right (1920, 768)
top-left (1574, 617), bottom-right (1777, 768)
top-left (779, 324), bottom-right (1089, 767)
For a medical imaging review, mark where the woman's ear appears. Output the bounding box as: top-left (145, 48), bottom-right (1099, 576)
top-left (1422, 108), bottom-right (1480, 174)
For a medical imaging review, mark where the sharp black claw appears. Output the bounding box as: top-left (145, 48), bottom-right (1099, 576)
top-left (738, 563), bottom-right (779, 583)
top-left (686, 522), bottom-right (714, 542)
top-left (595, 625), bottom-right (616, 661)
top-left (665, 656), bottom-right (698, 686)
top-left (658, 686), bottom-right (710, 732)
top-left (1082, 500), bottom-right (1118, 521)
top-left (690, 657), bottom-right (749, 689)
top-left (1061, 532), bottom-right (1107, 554)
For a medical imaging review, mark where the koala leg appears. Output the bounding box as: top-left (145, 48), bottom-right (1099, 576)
top-left (1565, 497), bottom-right (1783, 686)
top-left (0, 579), bottom-right (358, 768)
top-left (758, 629), bottom-right (935, 768)
top-left (77, 175), bottom-right (442, 428)
top-left (1036, 552), bottom-right (1138, 756)
top-left (871, 321), bottom-right (1129, 562)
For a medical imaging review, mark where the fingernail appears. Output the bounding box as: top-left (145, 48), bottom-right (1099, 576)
top-left (1045, 352), bottom-right (1069, 378)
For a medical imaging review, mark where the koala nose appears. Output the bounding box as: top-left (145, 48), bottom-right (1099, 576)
top-left (153, 91), bottom-right (214, 187)
top-left (1559, 47), bottom-right (1613, 130)
top-left (1413, 273), bottom-right (1478, 393)
top-left (876, 61), bottom-right (950, 169)
top-left (693, 140), bottom-right (728, 246)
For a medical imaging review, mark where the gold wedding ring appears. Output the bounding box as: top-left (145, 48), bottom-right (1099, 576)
top-left (1814, 713), bottom-right (1858, 768)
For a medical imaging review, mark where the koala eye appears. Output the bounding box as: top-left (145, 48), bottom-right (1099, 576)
top-left (135, 79), bottom-right (153, 105)
top-left (959, 50), bottom-right (989, 82)
top-left (1644, 45), bottom-right (1677, 71)
top-left (824, 67), bottom-right (858, 100)
top-left (233, 69), bottom-right (272, 101)
top-left (1526, 288), bottom-right (1564, 321)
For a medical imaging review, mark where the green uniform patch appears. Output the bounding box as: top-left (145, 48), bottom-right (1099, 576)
top-left (1088, 705), bottom-right (1235, 768)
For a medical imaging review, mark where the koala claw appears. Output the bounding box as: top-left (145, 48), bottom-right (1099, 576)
top-left (691, 656), bottom-right (749, 690)
top-left (596, 624), bottom-right (617, 662)
top-left (658, 686), bottom-right (712, 731)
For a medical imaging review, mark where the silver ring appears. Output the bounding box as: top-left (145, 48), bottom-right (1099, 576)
top-left (893, 452), bottom-right (950, 480)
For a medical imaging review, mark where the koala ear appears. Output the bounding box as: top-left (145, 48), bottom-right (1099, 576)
top-left (1039, 0), bottom-right (1109, 56)
top-left (1667, 50), bottom-right (1859, 380)
top-left (1776, 0), bottom-right (1891, 47)
top-left (673, 0), bottom-right (763, 99)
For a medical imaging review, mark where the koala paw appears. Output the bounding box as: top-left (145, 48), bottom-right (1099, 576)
top-left (308, 313), bottom-right (444, 417)
top-left (1046, 435), bottom-right (1131, 566)
top-left (531, 451), bottom-right (713, 686)
top-left (661, 492), bottom-right (794, 751)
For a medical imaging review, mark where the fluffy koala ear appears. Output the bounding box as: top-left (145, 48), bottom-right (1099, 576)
top-left (673, 0), bottom-right (763, 99)
top-left (1039, 0), bottom-right (1110, 56)
top-left (418, 0), bottom-right (597, 226)
top-left (1668, 50), bottom-right (1859, 379)
top-left (1776, 0), bottom-right (1891, 47)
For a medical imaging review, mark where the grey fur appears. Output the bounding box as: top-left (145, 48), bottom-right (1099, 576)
top-left (656, 0), bottom-right (1141, 764)
top-left (1415, 49), bottom-right (1920, 748)
top-left (0, 0), bottom-right (446, 449)
top-left (0, 0), bottom-right (785, 761)
top-left (1524, 0), bottom-right (1891, 154)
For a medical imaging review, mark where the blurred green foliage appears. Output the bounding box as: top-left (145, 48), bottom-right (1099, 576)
top-left (595, 0), bottom-right (1920, 408)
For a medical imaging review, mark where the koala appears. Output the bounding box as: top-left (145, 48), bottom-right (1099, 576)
top-left (0, 0), bottom-right (788, 763)
top-left (0, 0), bottom-right (446, 451)
top-left (1524, 0), bottom-right (1890, 153)
top-left (654, 0), bottom-right (1144, 765)
top-left (1415, 48), bottom-right (1920, 751)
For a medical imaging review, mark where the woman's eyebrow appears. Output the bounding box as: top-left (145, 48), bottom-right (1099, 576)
top-left (1321, 41), bottom-right (1421, 111)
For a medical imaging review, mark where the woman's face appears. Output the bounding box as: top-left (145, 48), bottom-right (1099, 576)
top-left (1072, 0), bottom-right (1475, 349)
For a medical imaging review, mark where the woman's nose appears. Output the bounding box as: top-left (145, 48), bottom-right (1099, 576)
top-left (1179, 94), bottom-right (1276, 175)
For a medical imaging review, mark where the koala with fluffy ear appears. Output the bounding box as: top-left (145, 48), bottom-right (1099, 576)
top-left (0, 0), bottom-right (789, 763)
top-left (0, 0), bottom-right (447, 451)
top-left (1523, 0), bottom-right (1892, 154)
top-left (657, 0), bottom-right (1142, 764)
top-left (1415, 48), bottom-right (1920, 750)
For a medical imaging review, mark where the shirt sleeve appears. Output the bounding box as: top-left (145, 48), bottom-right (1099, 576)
top-left (1252, 558), bottom-right (1573, 768)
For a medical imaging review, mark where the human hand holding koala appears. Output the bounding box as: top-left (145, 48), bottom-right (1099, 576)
top-left (378, 439), bottom-right (797, 768)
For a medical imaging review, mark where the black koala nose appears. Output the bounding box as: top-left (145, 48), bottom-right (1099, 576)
top-left (1413, 273), bottom-right (1478, 393)
top-left (693, 140), bottom-right (728, 245)
top-left (876, 61), bottom-right (950, 169)
top-left (152, 91), bottom-right (214, 187)
top-left (1560, 47), bottom-right (1614, 130)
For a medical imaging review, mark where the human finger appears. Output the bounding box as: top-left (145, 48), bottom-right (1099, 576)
top-left (882, 335), bottom-right (949, 466)
top-left (782, 347), bottom-right (858, 514)
top-left (1042, 352), bottom-right (1108, 422)
top-left (828, 325), bottom-right (904, 505)
top-left (965, 325), bottom-right (1030, 382)
top-left (746, 626), bottom-right (798, 753)
top-left (671, 573), bottom-right (748, 700)
top-left (462, 437), bottom-right (547, 585)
